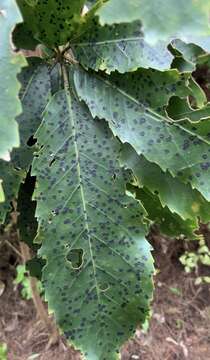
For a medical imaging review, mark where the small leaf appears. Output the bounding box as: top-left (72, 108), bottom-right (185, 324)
top-left (0, 181), bottom-right (4, 203)
top-left (0, 160), bottom-right (24, 224)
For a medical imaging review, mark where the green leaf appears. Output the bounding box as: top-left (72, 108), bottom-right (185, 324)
top-left (12, 22), bottom-right (39, 50)
top-left (121, 145), bottom-right (210, 231)
top-left (17, 0), bottom-right (87, 47)
top-left (188, 77), bottom-right (207, 108)
top-left (168, 97), bottom-right (210, 122)
top-left (72, 19), bottom-right (172, 73)
top-left (171, 40), bottom-right (205, 66)
top-left (134, 186), bottom-right (198, 239)
top-left (11, 58), bottom-right (51, 170)
top-left (32, 85), bottom-right (154, 359)
top-left (96, 0), bottom-right (210, 46)
top-left (0, 160), bottom-right (24, 224)
top-left (0, 181), bottom-right (4, 203)
top-left (74, 67), bottom-right (210, 201)
top-left (0, 0), bottom-right (27, 161)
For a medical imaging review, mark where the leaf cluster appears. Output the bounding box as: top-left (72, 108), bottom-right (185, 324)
top-left (1, 0), bottom-right (210, 358)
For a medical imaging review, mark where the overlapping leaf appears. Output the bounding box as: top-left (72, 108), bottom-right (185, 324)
top-left (0, 160), bottom-right (24, 224)
top-left (121, 145), bottom-right (210, 237)
top-left (97, 0), bottom-right (210, 46)
top-left (93, 0), bottom-right (210, 71)
top-left (134, 187), bottom-right (199, 239)
top-left (74, 67), bottom-right (210, 201)
top-left (11, 58), bottom-right (51, 170)
top-left (17, 0), bottom-right (87, 47)
top-left (0, 181), bottom-right (4, 203)
top-left (32, 85), bottom-right (153, 359)
top-left (72, 19), bottom-right (172, 73)
top-left (0, 0), bottom-right (26, 161)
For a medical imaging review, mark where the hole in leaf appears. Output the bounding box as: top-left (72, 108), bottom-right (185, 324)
top-left (66, 248), bottom-right (84, 269)
top-left (27, 136), bottom-right (37, 147)
top-left (49, 158), bottom-right (56, 167)
top-left (99, 283), bottom-right (110, 292)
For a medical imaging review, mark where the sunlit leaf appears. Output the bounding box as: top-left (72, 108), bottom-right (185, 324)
top-left (0, 0), bottom-right (26, 161)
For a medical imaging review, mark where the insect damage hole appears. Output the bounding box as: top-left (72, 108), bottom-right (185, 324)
top-left (66, 248), bottom-right (84, 269)
top-left (27, 136), bottom-right (37, 147)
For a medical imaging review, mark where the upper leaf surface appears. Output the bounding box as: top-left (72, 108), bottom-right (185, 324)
top-left (0, 0), bottom-right (26, 161)
top-left (72, 19), bottom-right (172, 73)
top-left (11, 58), bottom-right (51, 170)
top-left (96, 0), bottom-right (210, 46)
top-left (74, 67), bottom-right (210, 201)
top-left (17, 0), bottom-right (87, 47)
top-left (121, 145), bottom-right (210, 228)
top-left (32, 86), bottom-right (153, 359)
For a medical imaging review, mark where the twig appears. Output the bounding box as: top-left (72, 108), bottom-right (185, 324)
top-left (4, 239), bottom-right (23, 259)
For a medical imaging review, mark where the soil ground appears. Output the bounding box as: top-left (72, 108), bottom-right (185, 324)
top-left (0, 230), bottom-right (210, 360)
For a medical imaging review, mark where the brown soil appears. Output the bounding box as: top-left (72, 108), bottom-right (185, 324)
top-left (0, 231), bottom-right (210, 360)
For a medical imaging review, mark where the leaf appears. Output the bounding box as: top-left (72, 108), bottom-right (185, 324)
top-left (17, 0), bottom-right (87, 47)
top-left (11, 58), bottom-right (51, 170)
top-left (0, 160), bottom-right (24, 224)
top-left (134, 187), bottom-right (198, 239)
top-left (167, 97), bottom-right (210, 122)
top-left (72, 19), bottom-right (173, 73)
top-left (74, 67), bottom-right (210, 201)
top-left (121, 145), bottom-right (210, 233)
top-left (12, 22), bottom-right (39, 50)
top-left (0, 0), bottom-right (27, 161)
top-left (32, 85), bottom-right (154, 359)
top-left (171, 40), bottom-right (205, 66)
top-left (0, 181), bottom-right (4, 203)
top-left (96, 0), bottom-right (210, 47)
top-left (188, 77), bottom-right (207, 108)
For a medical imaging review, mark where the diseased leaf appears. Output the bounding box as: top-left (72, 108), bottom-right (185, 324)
top-left (12, 22), bottom-right (39, 50)
top-left (121, 145), bottom-right (210, 230)
top-left (0, 160), bottom-right (24, 224)
top-left (11, 58), bottom-right (51, 170)
top-left (32, 85), bottom-right (154, 359)
top-left (74, 67), bottom-right (210, 201)
top-left (0, 0), bottom-right (26, 161)
top-left (72, 19), bottom-right (172, 73)
top-left (17, 0), bottom-right (86, 47)
top-left (95, 0), bottom-right (210, 71)
top-left (96, 0), bottom-right (210, 46)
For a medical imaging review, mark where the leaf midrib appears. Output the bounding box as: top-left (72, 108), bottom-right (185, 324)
top-left (64, 89), bottom-right (101, 301)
